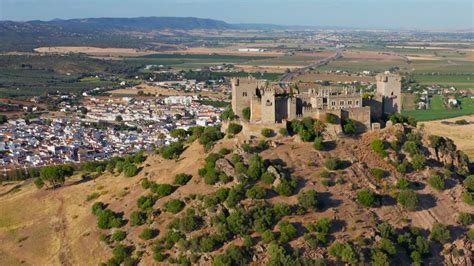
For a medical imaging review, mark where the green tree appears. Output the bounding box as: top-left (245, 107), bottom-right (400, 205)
top-left (397, 189), bottom-right (418, 211)
top-left (298, 189), bottom-right (319, 211)
top-left (430, 223), bottom-right (451, 244)
top-left (428, 174), bottom-right (445, 190)
top-left (356, 189), bottom-right (377, 207)
top-left (242, 107), bottom-right (251, 121)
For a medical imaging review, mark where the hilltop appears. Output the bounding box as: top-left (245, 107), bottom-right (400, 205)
top-left (0, 120), bottom-right (473, 265)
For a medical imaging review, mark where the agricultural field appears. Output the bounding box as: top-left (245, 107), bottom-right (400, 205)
top-left (402, 96), bottom-right (474, 121)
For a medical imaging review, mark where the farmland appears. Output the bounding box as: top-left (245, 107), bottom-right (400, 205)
top-left (402, 96), bottom-right (474, 121)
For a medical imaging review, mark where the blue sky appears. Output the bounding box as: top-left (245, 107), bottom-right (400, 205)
top-left (1, 0), bottom-right (473, 29)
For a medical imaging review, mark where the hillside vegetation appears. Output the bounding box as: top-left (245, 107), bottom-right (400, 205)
top-left (0, 121), bottom-right (472, 265)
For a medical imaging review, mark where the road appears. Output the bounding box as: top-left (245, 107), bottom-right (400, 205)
top-left (279, 49), bottom-right (343, 86)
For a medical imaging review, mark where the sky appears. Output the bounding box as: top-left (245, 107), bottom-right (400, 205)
top-left (1, 0), bottom-right (473, 30)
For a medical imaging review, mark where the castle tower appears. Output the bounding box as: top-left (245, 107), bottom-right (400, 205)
top-left (261, 88), bottom-right (276, 124)
top-left (376, 72), bottom-right (401, 116)
top-left (231, 77), bottom-right (258, 119)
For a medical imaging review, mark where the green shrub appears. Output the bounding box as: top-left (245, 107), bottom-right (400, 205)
top-left (371, 139), bottom-right (387, 157)
top-left (467, 229), bottom-right (474, 242)
top-left (428, 174), bottom-right (445, 190)
top-left (261, 128), bottom-right (274, 138)
top-left (343, 119), bottom-right (357, 135)
top-left (111, 244), bottom-right (132, 263)
top-left (159, 142), bottom-right (184, 160)
top-left (403, 141), bottom-right (420, 157)
top-left (174, 173), bottom-right (192, 185)
top-left (242, 107), bottom-right (251, 121)
top-left (96, 209), bottom-right (124, 229)
top-left (412, 154), bottom-right (426, 170)
top-left (457, 212), bottom-right (472, 225)
top-left (397, 189), bottom-right (418, 211)
top-left (430, 223), bottom-right (451, 244)
top-left (464, 175), bottom-right (474, 191)
top-left (137, 195), bottom-right (156, 209)
top-left (34, 178), bottom-right (44, 189)
top-left (130, 211), bottom-right (147, 226)
top-left (326, 113), bottom-right (338, 124)
top-left (274, 176), bottom-right (298, 196)
top-left (297, 189), bottom-right (319, 211)
top-left (279, 128), bottom-right (289, 136)
top-left (111, 230), bottom-right (127, 242)
top-left (329, 242), bottom-right (358, 264)
top-left (151, 183), bottom-right (174, 197)
top-left (213, 245), bottom-right (250, 266)
top-left (463, 189), bottom-right (474, 205)
top-left (141, 178), bottom-right (152, 189)
top-left (324, 157), bottom-right (341, 170)
top-left (227, 123), bottom-right (243, 135)
top-left (245, 186), bottom-right (266, 199)
top-left (262, 230), bottom-right (276, 243)
top-left (139, 228), bottom-right (158, 240)
top-left (277, 221), bottom-right (298, 244)
top-left (123, 163), bottom-right (139, 177)
top-left (164, 199), bottom-right (185, 214)
top-left (356, 189), bottom-right (376, 207)
top-left (220, 107), bottom-right (236, 121)
top-left (396, 177), bottom-right (410, 189)
top-left (313, 136), bottom-right (324, 151)
top-left (306, 217), bottom-right (331, 234)
top-left (261, 172), bottom-right (275, 184)
top-left (370, 168), bottom-right (385, 180)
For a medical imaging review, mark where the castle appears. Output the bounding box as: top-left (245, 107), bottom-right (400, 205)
top-left (231, 72), bottom-right (401, 131)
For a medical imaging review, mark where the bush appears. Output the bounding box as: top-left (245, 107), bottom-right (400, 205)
top-left (159, 142), bottom-right (184, 160)
top-left (457, 212), bottom-right (472, 225)
top-left (220, 107), bottom-right (236, 121)
top-left (141, 178), bottom-right (152, 189)
top-left (111, 244), bottom-right (132, 263)
top-left (279, 128), bottom-right (289, 136)
top-left (403, 141), bottom-right (420, 156)
top-left (467, 229), bottom-right (474, 242)
top-left (213, 245), bottom-right (251, 266)
top-left (326, 113), bottom-right (338, 124)
top-left (343, 119), bottom-right (357, 135)
top-left (277, 221), bottom-right (298, 244)
top-left (329, 242), bottom-right (358, 264)
top-left (261, 172), bottom-right (275, 184)
top-left (137, 195), bottom-right (156, 210)
top-left (313, 136), bottom-right (324, 151)
top-left (130, 211), bottom-right (147, 226)
top-left (297, 189), bottom-right (319, 211)
top-left (245, 186), bottom-right (266, 199)
top-left (430, 223), bottom-right (451, 244)
top-left (324, 157), bottom-right (341, 170)
top-left (97, 209), bottom-right (124, 229)
top-left (139, 228), bottom-right (158, 240)
top-left (396, 177), bottom-right (410, 189)
top-left (464, 175), bottom-right (474, 191)
top-left (174, 173), bottom-right (191, 185)
top-left (242, 107), bottom-right (251, 121)
top-left (397, 189), bottom-right (418, 211)
top-left (370, 168), bottom-right (385, 180)
top-left (111, 230), bottom-right (127, 242)
top-left (412, 154), bottom-right (426, 170)
top-left (262, 230), bottom-right (276, 243)
top-left (151, 183), bottom-right (174, 197)
top-left (123, 163), bottom-right (139, 177)
top-left (356, 189), bottom-right (376, 207)
top-left (371, 139), bottom-right (387, 157)
top-left (428, 174), bottom-right (445, 190)
top-left (227, 123), bottom-right (243, 135)
top-left (463, 189), bottom-right (474, 205)
top-left (274, 176), bottom-right (298, 196)
top-left (261, 128), bottom-right (274, 138)
top-left (34, 177), bottom-right (44, 189)
top-left (164, 199), bottom-right (185, 214)
top-left (306, 217), bottom-right (331, 234)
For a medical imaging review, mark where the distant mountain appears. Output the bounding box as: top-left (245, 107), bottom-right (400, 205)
top-left (2, 17), bottom-right (233, 32)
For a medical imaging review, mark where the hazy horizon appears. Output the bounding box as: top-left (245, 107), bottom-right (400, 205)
top-left (1, 0), bottom-right (473, 30)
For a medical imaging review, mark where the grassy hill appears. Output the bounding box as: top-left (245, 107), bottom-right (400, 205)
top-left (0, 123), bottom-right (473, 265)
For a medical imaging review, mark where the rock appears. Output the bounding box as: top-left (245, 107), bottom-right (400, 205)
top-left (267, 165), bottom-right (282, 187)
top-left (215, 158), bottom-right (236, 177)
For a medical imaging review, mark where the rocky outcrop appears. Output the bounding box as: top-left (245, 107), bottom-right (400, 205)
top-left (267, 165), bottom-right (282, 187)
top-left (443, 238), bottom-right (473, 266)
top-left (215, 158), bottom-right (237, 178)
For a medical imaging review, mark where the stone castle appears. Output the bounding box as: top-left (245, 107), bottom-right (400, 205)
top-left (231, 72), bottom-right (401, 131)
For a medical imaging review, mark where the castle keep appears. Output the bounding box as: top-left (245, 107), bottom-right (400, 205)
top-left (231, 72), bottom-right (401, 131)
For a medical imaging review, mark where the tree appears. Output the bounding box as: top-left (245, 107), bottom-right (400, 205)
top-left (245, 186), bottom-right (266, 199)
top-left (220, 107), bottom-right (236, 121)
top-left (412, 154), bottom-right (426, 170)
top-left (397, 189), bottom-right (418, 211)
top-left (139, 228), bottom-right (158, 240)
top-left (164, 199), bottom-right (185, 214)
top-left (371, 139), bottom-right (387, 157)
top-left (356, 189), bottom-right (377, 207)
top-left (130, 211), bottom-right (147, 226)
top-left (298, 189), bottom-right (319, 211)
top-left (343, 119), bottom-right (357, 135)
top-left (0, 115), bottom-right (7, 124)
top-left (428, 174), bottom-right (445, 190)
top-left (170, 128), bottom-right (188, 140)
top-left (213, 245), bottom-right (250, 266)
top-left (123, 163), bottom-right (139, 177)
top-left (430, 223), bottom-right (451, 244)
top-left (278, 221), bottom-right (298, 244)
top-left (370, 168), bottom-right (385, 180)
top-left (159, 142), bottom-right (184, 159)
top-left (457, 212), bottom-right (472, 225)
top-left (326, 113), bottom-right (338, 124)
top-left (174, 173), bottom-right (191, 185)
top-left (227, 123), bottom-right (243, 135)
top-left (464, 175), bottom-right (474, 191)
top-left (111, 231), bottom-right (127, 242)
top-left (279, 128), bottom-right (289, 136)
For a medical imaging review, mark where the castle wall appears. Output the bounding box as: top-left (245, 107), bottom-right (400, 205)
top-left (231, 77), bottom-right (258, 119)
top-left (287, 98), bottom-right (297, 120)
top-left (275, 98), bottom-right (288, 123)
top-left (250, 97), bottom-right (262, 122)
top-left (341, 106), bottom-right (371, 132)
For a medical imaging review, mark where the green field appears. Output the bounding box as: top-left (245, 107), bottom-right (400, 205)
top-left (210, 71), bottom-right (282, 81)
top-left (402, 96), bottom-right (474, 121)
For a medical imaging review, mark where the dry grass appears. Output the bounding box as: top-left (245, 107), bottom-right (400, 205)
top-left (34, 46), bottom-right (157, 57)
top-left (420, 114), bottom-right (474, 159)
top-left (292, 72), bottom-right (375, 83)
